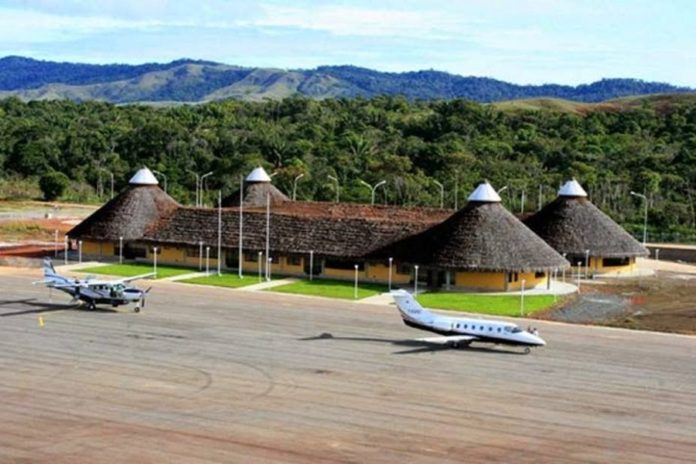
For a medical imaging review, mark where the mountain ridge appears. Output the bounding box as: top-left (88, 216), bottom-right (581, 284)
top-left (0, 56), bottom-right (692, 104)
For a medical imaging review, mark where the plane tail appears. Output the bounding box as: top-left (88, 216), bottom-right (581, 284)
top-left (43, 257), bottom-right (57, 278)
top-left (390, 289), bottom-right (435, 325)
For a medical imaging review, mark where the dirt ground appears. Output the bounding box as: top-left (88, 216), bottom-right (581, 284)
top-left (0, 200), bottom-right (95, 257)
top-left (539, 269), bottom-right (696, 335)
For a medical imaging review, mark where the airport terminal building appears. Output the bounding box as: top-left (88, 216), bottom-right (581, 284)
top-left (68, 167), bottom-right (641, 291)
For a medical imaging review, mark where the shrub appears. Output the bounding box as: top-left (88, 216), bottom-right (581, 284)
top-left (39, 172), bottom-right (70, 201)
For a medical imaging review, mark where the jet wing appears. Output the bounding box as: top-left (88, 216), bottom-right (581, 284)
top-left (416, 335), bottom-right (478, 344)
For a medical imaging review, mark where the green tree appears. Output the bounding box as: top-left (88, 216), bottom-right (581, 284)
top-left (39, 171), bottom-right (70, 200)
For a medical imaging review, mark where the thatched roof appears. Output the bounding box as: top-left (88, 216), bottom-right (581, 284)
top-left (370, 200), bottom-right (569, 272)
top-left (524, 196), bottom-right (648, 258)
top-left (68, 185), bottom-right (179, 241)
top-left (222, 182), bottom-right (289, 208)
top-left (141, 204), bottom-right (449, 259)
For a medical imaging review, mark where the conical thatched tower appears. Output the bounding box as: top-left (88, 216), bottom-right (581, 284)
top-left (524, 179), bottom-right (647, 275)
top-left (222, 167), bottom-right (289, 208)
top-left (68, 167), bottom-right (179, 258)
top-left (371, 182), bottom-right (569, 291)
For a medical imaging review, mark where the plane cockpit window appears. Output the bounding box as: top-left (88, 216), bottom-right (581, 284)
top-left (504, 326), bottom-right (523, 333)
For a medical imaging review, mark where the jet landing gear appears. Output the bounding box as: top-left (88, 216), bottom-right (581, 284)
top-left (449, 341), bottom-right (471, 349)
top-left (134, 306), bottom-right (141, 313)
top-left (87, 301), bottom-right (96, 311)
top-left (523, 347), bottom-right (531, 355)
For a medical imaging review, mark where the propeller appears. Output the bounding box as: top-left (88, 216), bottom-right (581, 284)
top-left (138, 287), bottom-right (152, 311)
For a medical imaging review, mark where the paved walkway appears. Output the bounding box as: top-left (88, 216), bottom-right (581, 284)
top-left (163, 271), bottom-right (208, 281)
top-left (241, 277), bottom-right (299, 291)
top-left (475, 280), bottom-right (577, 296)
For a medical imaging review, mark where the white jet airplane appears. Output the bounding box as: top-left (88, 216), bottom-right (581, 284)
top-left (391, 289), bottom-right (545, 353)
top-left (34, 257), bottom-right (152, 312)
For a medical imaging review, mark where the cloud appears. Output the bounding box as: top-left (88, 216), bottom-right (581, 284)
top-left (252, 3), bottom-right (466, 39)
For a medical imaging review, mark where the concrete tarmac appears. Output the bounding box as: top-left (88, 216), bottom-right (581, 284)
top-left (1, 268), bottom-right (695, 463)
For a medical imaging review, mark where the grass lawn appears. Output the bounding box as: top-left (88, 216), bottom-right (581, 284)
top-left (270, 279), bottom-right (388, 300)
top-left (74, 263), bottom-right (196, 279)
top-left (416, 292), bottom-right (560, 317)
top-left (179, 273), bottom-right (260, 289)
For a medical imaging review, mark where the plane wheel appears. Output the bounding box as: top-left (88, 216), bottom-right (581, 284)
top-left (134, 307), bottom-right (140, 313)
top-left (451, 342), bottom-right (459, 349)
top-left (524, 347), bottom-right (531, 355)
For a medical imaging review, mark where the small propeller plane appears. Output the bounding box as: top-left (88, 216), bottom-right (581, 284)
top-left (391, 289), bottom-right (546, 353)
top-left (34, 258), bottom-right (153, 312)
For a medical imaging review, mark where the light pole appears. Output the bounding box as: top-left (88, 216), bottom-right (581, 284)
top-left (193, 172), bottom-right (200, 207)
top-left (258, 251), bottom-right (263, 281)
top-left (309, 250), bottom-right (314, 281)
top-left (200, 171), bottom-right (213, 207)
top-left (78, 240), bottom-right (83, 264)
top-left (538, 184), bottom-right (543, 211)
top-left (217, 191), bottom-right (222, 276)
top-left (584, 249), bottom-right (590, 279)
top-left (238, 174), bottom-right (244, 279)
top-left (109, 172), bottom-right (114, 199)
top-left (358, 180), bottom-right (387, 206)
top-left (433, 180), bottom-right (444, 209)
top-left (119, 236), bottom-right (123, 264)
top-left (54, 230), bottom-right (58, 257)
top-left (198, 241), bottom-right (203, 270)
top-left (64, 236), bottom-right (68, 265)
top-left (388, 257), bottom-right (393, 291)
top-left (414, 265), bottom-right (419, 296)
top-left (520, 189), bottom-right (526, 214)
top-left (630, 191), bottom-right (648, 245)
top-left (292, 173), bottom-right (305, 201)
top-left (265, 192), bottom-right (270, 280)
top-left (497, 185), bottom-right (508, 193)
top-left (206, 246), bottom-right (210, 276)
top-left (354, 264), bottom-right (359, 299)
top-left (561, 252), bottom-right (567, 282)
top-left (520, 279), bottom-right (526, 316)
top-left (267, 257), bottom-right (272, 281)
top-left (153, 247), bottom-right (158, 277)
top-left (454, 172), bottom-right (459, 210)
top-left (328, 175), bottom-right (340, 203)
top-left (153, 170), bottom-right (168, 193)
top-left (576, 261), bottom-right (582, 291)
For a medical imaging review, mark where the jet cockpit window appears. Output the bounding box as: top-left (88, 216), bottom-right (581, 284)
top-left (504, 326), bottom-right (524, 333)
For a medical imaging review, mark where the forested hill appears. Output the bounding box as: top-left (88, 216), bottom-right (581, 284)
top-left (1, 95), bottom-right (695, 236)
top-left (0, 56), bottom-right (692, 104)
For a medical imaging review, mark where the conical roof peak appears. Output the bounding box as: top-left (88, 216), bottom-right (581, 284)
top-left (559, 179), bottom-right (587, 197)
top-left (468, 181), bottom-right (502, 203)
top-left (246, 166), bottom-right (272, 183)
top-left (129, 167), bottom-right (159, 186)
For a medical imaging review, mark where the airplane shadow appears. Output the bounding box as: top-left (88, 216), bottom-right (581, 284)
top-left (299, 333), bottom-right (528, 355)
top-left (0, 298), bottom-right (118, 317)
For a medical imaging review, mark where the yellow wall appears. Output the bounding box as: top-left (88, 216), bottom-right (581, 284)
top-left (598, 256), bottom-right (635, 274)
top-left (80, 240), bottom-right (102, 256)
top-left (278, 256), bottom-right (304, 274)
top-left (454, 271), bottom-right (506, 290)
top-left (324, 266), bottom-right (365, 280)
top-left (146, 246), bottom-right (218, 267)
top-left (80, 240), bottom-right (114, 259)
top-left (365, 263), bottom-right (410, 284)
top-left (570, 256), bottom-right (636, 275)
top-left (508, 272), bottom-right (547, 290)
top-left (454, 271), bottom-right (547, 291)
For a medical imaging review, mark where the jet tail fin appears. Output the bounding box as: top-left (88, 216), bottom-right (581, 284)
top-left (390, 289), bottom-right (434, 324)
top-left (43, 257), bottom-right (57, 278)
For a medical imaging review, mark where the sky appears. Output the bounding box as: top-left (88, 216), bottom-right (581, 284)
top-left (1, 0), bottom-right (695, 86)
